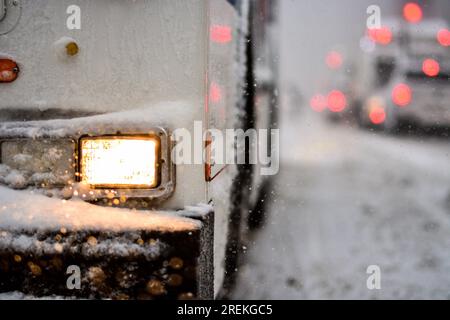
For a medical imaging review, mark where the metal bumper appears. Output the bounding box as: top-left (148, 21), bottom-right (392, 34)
top-left (0, 210), bottom-right (214, 300)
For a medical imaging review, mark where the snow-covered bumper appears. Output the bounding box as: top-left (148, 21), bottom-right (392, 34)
top-left (0, 187), bottom-right (214, 300)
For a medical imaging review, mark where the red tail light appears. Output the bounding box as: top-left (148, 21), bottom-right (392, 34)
top-left (327, 90), bottom-right (347, 113)
top-left (422, 59), bottom-right (440, 77)
top-left (367, 27), bottom-right (393, 45)
top-left (310, 94), bottom-right (327, 112)
top-left (437, 29), bottom-right (450, 47)
top-left (392, 84), bottom-right (412, 107)
top-left (403, 3), bottom-right (423, 24)
top-left (210, 25), bottom-right (232, 44)
top-left (210, 82), bottom-right (222, 104)
top-left (325, 51), bottom-right (343, 70)
top-left (369, 107), bottom-right (386, 125)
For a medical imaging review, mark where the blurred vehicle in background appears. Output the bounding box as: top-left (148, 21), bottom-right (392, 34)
top-left (355, 17), bottom-right (450, 131)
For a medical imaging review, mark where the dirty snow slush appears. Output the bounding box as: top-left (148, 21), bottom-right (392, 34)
top-left (233, 110), bottom-right (450, 300)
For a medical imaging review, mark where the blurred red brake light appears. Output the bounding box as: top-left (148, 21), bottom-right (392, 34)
top-left (392, 84), bottom-right (412, 107)
top-left (403, 3), bottom-right (423, 24)
top-left (327, 90), bottom-right (347, 113)
top-left (422, 59), bottom-right (440, 77)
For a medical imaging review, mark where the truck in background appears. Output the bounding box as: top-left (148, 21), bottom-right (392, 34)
top-left (354, 18), bottom-right (450, 131)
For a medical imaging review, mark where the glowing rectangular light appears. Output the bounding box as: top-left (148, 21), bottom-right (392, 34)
top-left (80, 136), bottom-right (160, 188)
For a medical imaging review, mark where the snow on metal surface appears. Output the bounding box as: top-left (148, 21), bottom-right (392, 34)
top-left (0, 101), bottom-right (206, 210)
top-left (0, 101), bottom-right (194, 139)
top-left (0, 0), bottom-right (207, 114)
top-left (0, 185), bottom-right (201, 233)
top-left (182, 203), bottom-right (214, 218)
top-left (0, 231), bottom-right (167, 261)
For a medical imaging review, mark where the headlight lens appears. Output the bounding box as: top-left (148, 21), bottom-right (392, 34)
top-left (79, 136), bottom-right (160, 189)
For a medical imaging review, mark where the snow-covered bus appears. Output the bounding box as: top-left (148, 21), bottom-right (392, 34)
top-left (0, 0), bottom-right (278, 299)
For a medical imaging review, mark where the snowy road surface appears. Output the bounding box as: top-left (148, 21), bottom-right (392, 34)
top-left (233, 108), bottom-right (450, 300)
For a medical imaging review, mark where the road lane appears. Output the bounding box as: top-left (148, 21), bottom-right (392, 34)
top-left (233, 109), bottom-right (450, 299)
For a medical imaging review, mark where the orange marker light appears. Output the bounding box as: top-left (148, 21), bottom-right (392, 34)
top-left (403, 3), bottom-right (423, 24)
top-left (422, 59), bottom-right (440, 77)
top-left (0, 59), bottom-right (19, 83)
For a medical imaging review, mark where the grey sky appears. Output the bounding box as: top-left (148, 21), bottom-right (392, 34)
top-left (278, 0), bottom-right (450, 97)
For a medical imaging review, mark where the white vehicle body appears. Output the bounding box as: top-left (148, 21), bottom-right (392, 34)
top-left (0, 0), bottom-right (252, 298)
